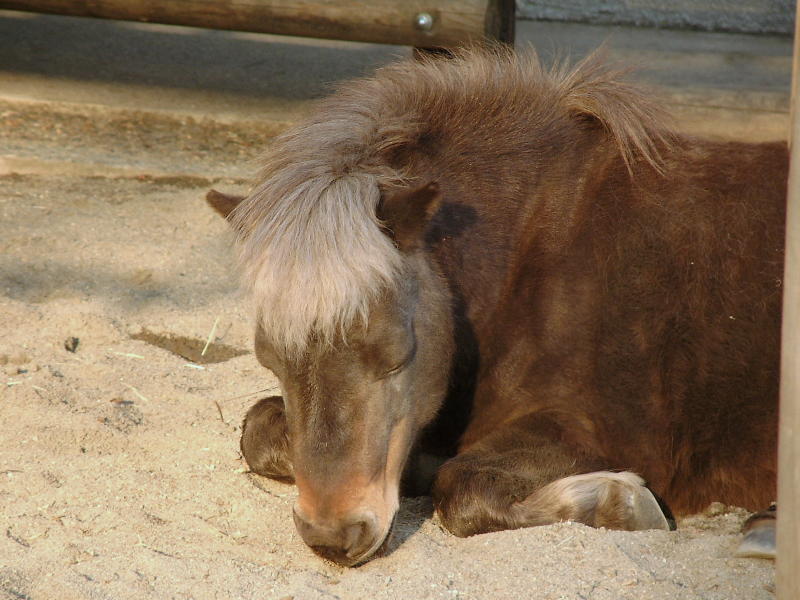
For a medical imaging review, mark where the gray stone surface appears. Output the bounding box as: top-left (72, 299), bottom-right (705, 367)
top-left (517, 0), bottom-right (795, 35)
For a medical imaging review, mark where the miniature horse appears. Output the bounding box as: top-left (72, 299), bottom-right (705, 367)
top-left (207, 48), bottom-right (785, 566)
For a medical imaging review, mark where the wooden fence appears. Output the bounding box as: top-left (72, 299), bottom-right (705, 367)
top-left (0, 0), bottom-right (515, 46)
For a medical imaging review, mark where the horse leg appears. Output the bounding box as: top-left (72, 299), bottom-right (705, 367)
top-left (432, 413), bottom-right (670, 537)
top-left (240, 396), bottom-right (294, 483)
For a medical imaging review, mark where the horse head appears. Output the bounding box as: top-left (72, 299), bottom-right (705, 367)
top-left (208, 183), bottom-right (453, 565)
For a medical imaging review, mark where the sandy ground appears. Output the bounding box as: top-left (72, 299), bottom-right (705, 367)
top-left (0, 172), bottom-right (778, 600)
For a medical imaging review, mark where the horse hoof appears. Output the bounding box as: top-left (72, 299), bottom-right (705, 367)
top-left (735, 507), bottom-right (776, 559)
top-left (514, 471), bottom-right (671, 531)
top-left (583, 471), bottom-right (670, 531)
top-left (626, 484), bottom-right (672, 531)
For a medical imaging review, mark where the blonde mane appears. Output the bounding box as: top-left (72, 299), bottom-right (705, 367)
top-left (231, 47), bottom-right (672, 355)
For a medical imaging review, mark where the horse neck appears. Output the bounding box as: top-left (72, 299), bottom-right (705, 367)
top-left (430, 129), bottom-right (624, 338)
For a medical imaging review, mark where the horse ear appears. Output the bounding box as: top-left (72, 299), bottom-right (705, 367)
top-left (378, 182), bottom-right (441, 252)
top-left (206, 189), bottom-right (245, 220)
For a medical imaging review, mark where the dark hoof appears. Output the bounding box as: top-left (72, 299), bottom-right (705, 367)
top-left (735, 505), bottom-right (776, 559)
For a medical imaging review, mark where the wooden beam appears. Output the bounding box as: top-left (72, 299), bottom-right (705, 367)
top-left (778, 3), bottom-right (800, 598)
top-left (0, 0), bottom-right (514, 46)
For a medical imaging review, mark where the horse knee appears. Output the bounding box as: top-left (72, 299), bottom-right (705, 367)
top-left (240, 396), bottom-right (294, 482)
top-left (432, 457), bottom-right (520, 537)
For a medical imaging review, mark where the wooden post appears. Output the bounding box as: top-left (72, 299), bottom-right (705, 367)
top-left (778, 2), bottom-right (800, 598)
top-left (0, 0), bottom-right (514, 46)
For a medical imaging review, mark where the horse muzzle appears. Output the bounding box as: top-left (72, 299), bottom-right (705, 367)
top-left (292, 505), bottom-right (394, 566)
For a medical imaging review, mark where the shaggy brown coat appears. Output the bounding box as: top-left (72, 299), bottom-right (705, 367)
top-left (215, 47), bottom-right (785, 563)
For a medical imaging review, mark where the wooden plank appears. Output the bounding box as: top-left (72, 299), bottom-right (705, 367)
top-left (778, 3), bottom-right (800, 598)
top-left (0, 0), bottom-right (513, 46)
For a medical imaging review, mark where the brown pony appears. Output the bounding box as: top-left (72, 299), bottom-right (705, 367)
top-left (207, 47), bottom-right (785, 566)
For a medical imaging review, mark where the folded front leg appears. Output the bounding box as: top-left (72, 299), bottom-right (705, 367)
top-left (432, 413), bottom-right (670, 537)
top-left (240, 396), bottom-right (294, 483)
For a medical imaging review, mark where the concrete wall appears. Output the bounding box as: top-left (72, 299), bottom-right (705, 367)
top-left (516, 0), bottom-right (794, 35)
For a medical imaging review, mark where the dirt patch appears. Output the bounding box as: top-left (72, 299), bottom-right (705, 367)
top-left (130, 328), bottom-right (249, 364)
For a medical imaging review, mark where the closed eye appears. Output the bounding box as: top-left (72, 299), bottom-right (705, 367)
top-left (379, 336), bottom-right (417, 379)
top-left (382, 361), bottom-right (407, 378)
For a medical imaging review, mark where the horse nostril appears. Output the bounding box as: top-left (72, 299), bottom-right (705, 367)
top-left (292, 508), bottom-right (323, 544)
top-left (342, 514), bottom-right (378, 557)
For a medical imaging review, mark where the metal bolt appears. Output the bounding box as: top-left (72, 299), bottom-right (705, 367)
top-left (414, 12), bottom-right (434, 32)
